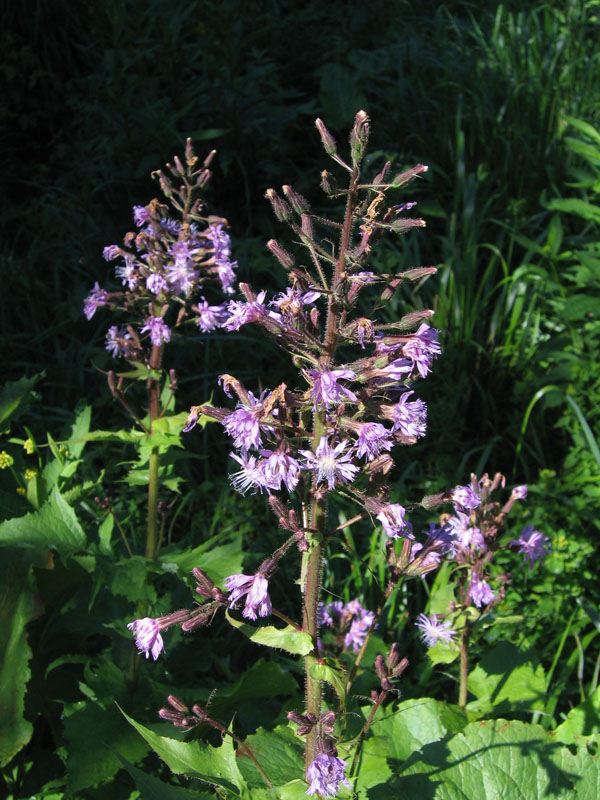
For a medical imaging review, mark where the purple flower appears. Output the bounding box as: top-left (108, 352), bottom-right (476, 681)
top-left (510, 525), bottom-right (549, 569)
top-left (207, 223), bottom-right (237, 294)
top-left (468, 577), bottom-right (495, 608)
top-left (319, 600), bottom-right (344, 627)
top-left (308, 368), bottom-right (358, 409)
top-left (223, 392), bottom-right (269, 451)
top-left (511, 485), bottom-right (528, 500)
top-left (127, 617), bottom-right (165, 660)
top-left (133, 205), bottom-right (152, 227)
top-left (355, 423), bottom-right (393, 461)
top-left (452, 484), bottom-right (481, 510)
top-left (390, 391), bottom-right (427, 438)
top-left (115, 260), bottom-right (138, 289)
top-left (271, 287), bottom-right (321, 321)
top-left (140, 316), bottom-right (172, 346)
top-left (415, 613), bottom-right (456, 647)
top-left (306, 753), bottom-right (350, 798)
top-left (299, 438), bottom-right (359, 489)
top-left (229, 452), bottom-right (270, 495)
top-left (403, 323), bottom-right (441, 378)
top-left (376, 503), bottom-right (413, 540)
top-left (261, 449), bottom-right (301, 492)
top-left (105, 325), bottom-right (134, 359)
top-left (223, 292), bottom-right (268, 331)
top-left (103, 244), bottom-right (120, 260)
top-left (84, 282), bottom-right (109, 320)
top-left (343, 603), bottom-right (375, 651)
top-left (146, 273), bottom-right (169, 294)
top-left (445, 511), bottom-right (484, 551)
top-left (195, 298), bottom-right (227, 332)
top-left (225, 573), bottom-right (272, 620)
top-left (166, 241), bottom-right (200, 293)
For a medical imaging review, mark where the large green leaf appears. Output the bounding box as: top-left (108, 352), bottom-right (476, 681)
top-left (236, 725), bottom-right (303, 789)
top-left (117, 754), bottom-right (216, 799)
top-left (381, 720), bottom-right (600, 799)
top-left (225, 610), bottom-right (313, 655)
top-left (0, 550), bottom-right (40, 766)
top-left (64, 702), bottom-right (149, 792)
top-left (0, 373), bottom-right (43, 434)
top-left (467, 641), bottom-right (546, 714)
top-left (120, 707), bottom-right (247, 796)
top-left (162, 536), bottom-right (243, 587)
top-left (0, 486), bottom-right (87, 553)
top-left (554, 686), bottom-right (600, 744)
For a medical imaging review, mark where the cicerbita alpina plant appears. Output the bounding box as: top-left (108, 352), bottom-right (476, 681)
top-left (84, 140), bottom-right (236, 560)
top-left (125, 111), bottom-right (461, 795)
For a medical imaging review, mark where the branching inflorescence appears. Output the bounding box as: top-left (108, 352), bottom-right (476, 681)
top-left (124, 113), bottom-right (548, 797)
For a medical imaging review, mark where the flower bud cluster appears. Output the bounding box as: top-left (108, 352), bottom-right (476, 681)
top-left (84, 141), bottom-right (237, 358)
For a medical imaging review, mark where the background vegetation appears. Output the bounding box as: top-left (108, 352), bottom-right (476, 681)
top-left (2, 0), bottom-right (600, 797)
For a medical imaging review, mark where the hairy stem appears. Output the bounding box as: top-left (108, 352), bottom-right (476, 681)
top-left (145, 343), bottom-right (163, 560)
top-left (459, 619), bottom-right (470, 707)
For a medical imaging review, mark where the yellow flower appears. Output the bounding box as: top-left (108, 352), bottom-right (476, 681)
top-left (24, 469), bottom-right (38, 481)
top-left (0, 450), bottom-right (14, 469)
top-left (24, 438), bottom-right (35, 454)
top-left (16, 487), bottom-right (26, 495)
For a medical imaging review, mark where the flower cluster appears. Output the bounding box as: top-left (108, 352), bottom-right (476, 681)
top-left (319, 598), bottom-right (375, 652)
top-left (84, 141), bottom-right (237, 358)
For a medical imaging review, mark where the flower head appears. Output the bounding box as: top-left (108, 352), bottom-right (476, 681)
top-left (510, 525), bottom-right (549, 569)
top-left (127, 617), bottom-right (165, 660)
top-left (140, 316), bottom-right (171, 346)
top-left (306, 753), bottom-right (350, 798)
top-left (308, 368), bottom-right (357, 410)
top-left (225, 573), bottom-right (272, 620)
top-left (355, 422), bottom-right (393, 461)
top-left (415, 613), bottom-right (456, 647)
top-left (84, 282), bottom-right (109, 320)
top-left (390, 391), bottom-right (427, 438)
top-left (299, 438), bottom-right (359, 489)
top-left (223, 391), bottom-right (270, 451)
top-left (194, 298), bottom-right (227, 332)
top-left (452, 484), bottom-right (481, 511)
top-left (376, 503), bottom-right (413, 540)
top-left (105, 325), bottom-right (134, 359)
top-left (468, 577), bottom-right (495, 608)
top-left (403, 323), bottom-right (441, 378)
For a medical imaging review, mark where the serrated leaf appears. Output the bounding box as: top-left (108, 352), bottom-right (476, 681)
top-left (310, 659), bottom-right (347, 708)
top-left (554, 686), bottom-right (600, 744)
top-left (161, 536), bottom-right (243, 587)
top-left (119, 707), bottom-right (247, 795)
top-left (0, 373), bottom-right (43, 434)
top-left (388, 719), bottom-right (600, 799)
top-left (546, 197), bottom-right (600, 222)
top-left (117, 753), bottom-right (215, 799)
top-left (236, 725), bottom-right (303, 789)
top-left (225, 610), bottom-right (313, 655)
top-left (0, 550), bottom-right (40, 766)
top-left (0, 486), bottom-right (87, 553)
top-left (467, 641), bottom-right (546, 714)
top-left (65, 703), bottom-right (149, 792)
top-left (363, 698), bottom-right (467, 764)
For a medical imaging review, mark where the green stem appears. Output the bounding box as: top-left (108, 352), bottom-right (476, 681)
top-left (145, 343), bottom-right (163, 560)
top-left (349, 689), bottom-right (386, 777)
top-left (458, 619), bottom-right (470, 708)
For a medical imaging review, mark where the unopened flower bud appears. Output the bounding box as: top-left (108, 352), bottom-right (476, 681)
top-left (386, 642), bottom-right (402, 671)
top-left (282, 185), bottom-right (310, 214)
top-left (320, 170), bottom-right (335, 195)
top-left (372, 161), bottom-right (391, 186)
top-left (193, 567), bottom-right (215, 598)
top-left (392, 164), bottom-right (428, 188)
top-left (392, 656), bottom-right (409, 679)
top-left (350, 110), bottom-right (370, 166)
top-left (375, 654), bottom-right (387, 680)
top-left (167, 695), bottom-right (189, 713)
top-left (265, 188), bottom-right (293, 222)
top-left (191, 704), bottom-right (209, 721)
top-left (310, 307), bottom-right (320, 330)
top-left (301, 213), bottom-right (314, 239)
top-left (174, 155), bottom-right (184, 175)
top-left (315, 119), bottom-right (337, 155)
top-left (319, 711), bottom-right (336, 735)
top-left (267, 239), bottom-right (295, 269)
top-left (185, 137), bottom-right (197, 166)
